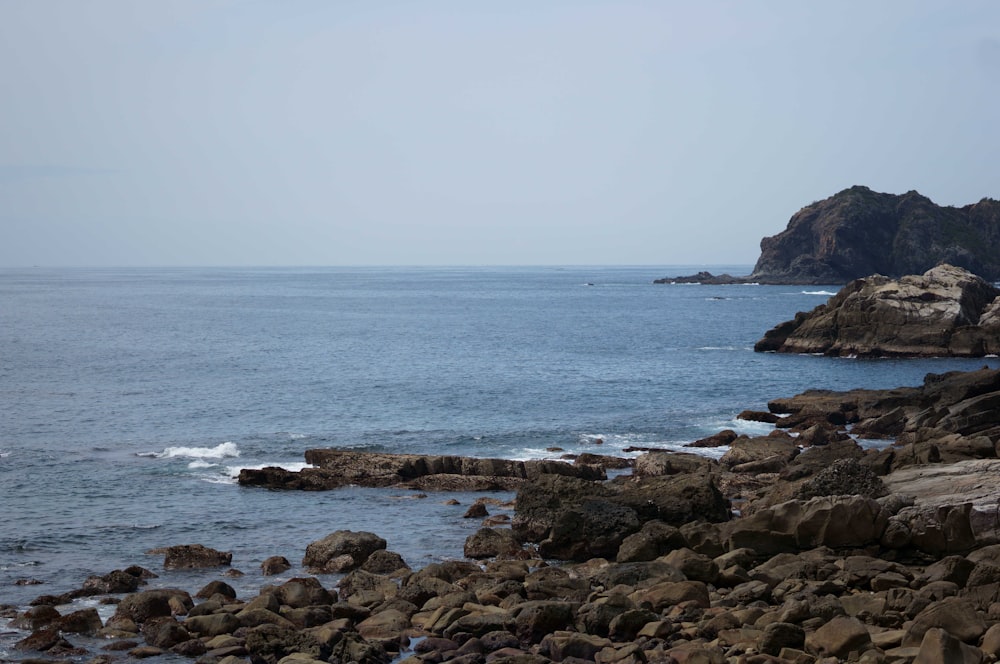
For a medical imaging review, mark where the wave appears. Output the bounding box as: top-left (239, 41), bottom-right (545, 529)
top-left (801, 290), bottom-right (836, 295)
top-left (139, 441), bottom-right (240, 460)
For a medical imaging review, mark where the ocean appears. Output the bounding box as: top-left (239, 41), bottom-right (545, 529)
top-left (2, 266), bottom-right (996, 654)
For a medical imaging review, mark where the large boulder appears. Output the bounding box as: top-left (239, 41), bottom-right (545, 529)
top-left (512, 472), bottom-right (730, 562)
top-left (756, 264), bottom-right (1000, 357)
top-left (302, 530), bottom-right (386, 573)
top-left (537, 499), bottom-right (641, 561)
top-left (723, 495), bottom-right (888, 554)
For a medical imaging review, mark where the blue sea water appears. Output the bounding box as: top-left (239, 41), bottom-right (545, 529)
top-left (1, 266), bottom-right (997, 653)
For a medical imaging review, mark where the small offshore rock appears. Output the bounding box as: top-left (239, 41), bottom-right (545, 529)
top-left (261, 556), bottom-right (292, 576)
top-left (158, 544), bottom-right (233, 569)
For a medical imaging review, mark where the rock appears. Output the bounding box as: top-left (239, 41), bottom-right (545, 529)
top-left (633, 451), bottom-right (718, 476)
top-left (654, 270), bottom-right (749, 285)
top-left (723, 495), bottom-right (888, 553)
top-left (719, 435), bottom-right (798, 469)
top-left (183, 612), bottom-right (241, 637)
top-left (758, 622), bottom-right (805, 655)
top-left (356, 608), bottom-right (411, 643)
top-left (540, 631), bottom-right (613, 662)
top-left (464, 528), bottom-right (523, 559)
top-left (196, 580), bottom-right (237, 600)
top-left (464, 503), bottom-right (489, 518)
top-left (902, 597), bottom-right (987, 646)
top-left (659, 548), bottom-right (718, 584)
top-left (240, 450), bottom-right (604, 491)
top-left (513, 601), bottom-right (576, 644)
top-left (685, 430), bottom-right (739, 448)
top-left (14, 626), bottom-right (73, 653)
top-left (750, 185), bottom-right (1000, 284)
top-left (261, 556), bottom-right (292, 575)
top-left (361, 550), bottom-right (410, 575)
top-left (538, 499), bottom-right (640, 561)
top-left (12, 605), bottom-right (61, 631)
top-left (615, 473), bottom-right (732, 526)
top-left (576, 593), bottom-right (634, 637)
top-left (270, 577), bottom-right (334, 608)
top-left (755, 264), bottom-right (1000, 356)
top-left (615, 520), bottom-right (687, 562)
top-left (158, 544), bottom-right (233, 569)
top-left (337, 569), bottom-right (398, 604)
top-left (81, 568), bottom-right (143, 594)
top-left (113, 589), bottom-right (192, 625)
top-left (55, 607), bottom-right (103, 635)
top-left (804, 615), bottom-right (873, 659)
top-left (630, 580), bottom-right (710, 611)
top-left (244, 623), bottom-right (329, 664)
top-left (512, 474), bottom-right (627, 556)
top-left (142, 616), bottom-right (191, 648)
top-left (302, 530), bottom-right (386, 573)
top-left (912, 627), bottom-right (984, 664)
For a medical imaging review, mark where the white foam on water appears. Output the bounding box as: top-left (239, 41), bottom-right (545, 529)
top-left (802, 290), bottom-right (836, 296)
top-left (0, 450), bottom-right (9, 458)
top-left (140, 441), bottom-right (241, 460)
top-left (188, 459), bottom-right (216, 469)
top-left (512, 448), bottom-right (563, 461)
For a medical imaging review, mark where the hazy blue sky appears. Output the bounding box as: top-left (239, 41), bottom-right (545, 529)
top-left (2, 1), bottom-right (998, 267)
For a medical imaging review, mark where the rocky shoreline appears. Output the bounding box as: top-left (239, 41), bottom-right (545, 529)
top-left (10, 368), bottom-right (1000, 663)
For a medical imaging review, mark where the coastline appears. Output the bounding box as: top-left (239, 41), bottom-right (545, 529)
top-left (8, 368), bottom-right (1000, 663)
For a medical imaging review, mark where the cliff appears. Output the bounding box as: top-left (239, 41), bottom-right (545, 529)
top-left (750, 186), bottom-right (1000, 284)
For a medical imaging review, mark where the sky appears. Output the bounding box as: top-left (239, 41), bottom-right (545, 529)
top-left (1, 1), bottom-right (998, 267)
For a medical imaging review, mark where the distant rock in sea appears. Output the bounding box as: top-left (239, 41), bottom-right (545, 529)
top-left (656, 185), bottom-right (1000, 285)
top-left (755, 264), bottom-right (1000, 357)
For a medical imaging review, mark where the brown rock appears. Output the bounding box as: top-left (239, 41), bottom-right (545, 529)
top-left (260, 555), bottom-right (291, 575)
top-left (804, 615), bottom-right (873, 659)
top-left (302, 530), bottom-right (386, 573)
top-left (903, 597), bottom-right (987, 646)
top-left (912, 627), bottom-right (984, 664)
top-left (464, 528), bottom-right (523, 559)
top-left (158, 544), bottom-right (232, 569)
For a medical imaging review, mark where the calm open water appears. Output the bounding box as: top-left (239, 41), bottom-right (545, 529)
top-left (2, 266), bottom-right (997, 654)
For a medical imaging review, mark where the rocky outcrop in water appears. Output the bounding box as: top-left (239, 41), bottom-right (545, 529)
top-left (755, 264), bottom-right (1000, 356)
top-left (656, 186), bottom-right (1000, 285)
top-left (238, 451), bottom-right (606, 491)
